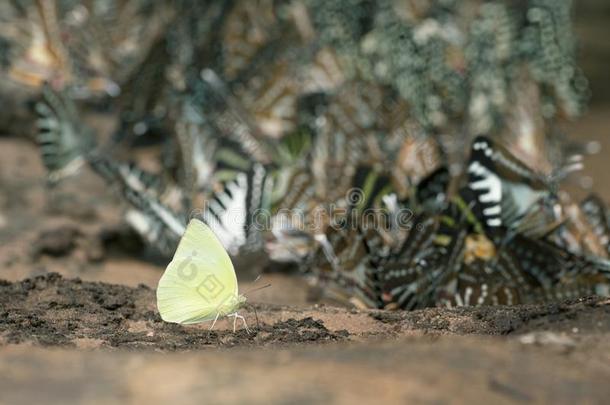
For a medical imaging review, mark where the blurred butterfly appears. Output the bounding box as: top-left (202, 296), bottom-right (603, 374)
top-left (87, 153), bottom-right (188, 257)
top-left (466, 135), bottom-right (550, 232)
top-left (157, 218), bottom-right (249, 331)
top-left (580, 194), bottom-right (610, 257)
top-left (200, 163), bottom-right (272, 257)
top-left (35, 83), bottom-right (95, 183)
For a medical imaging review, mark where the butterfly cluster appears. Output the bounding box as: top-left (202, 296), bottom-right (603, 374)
top-left (314, 136), bottom-right (610, 309)
top-left (3, 1), bottom-right (608, 309)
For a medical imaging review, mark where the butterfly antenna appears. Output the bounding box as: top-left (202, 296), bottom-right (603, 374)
top-left (243, 283), bottom-right (272, 296)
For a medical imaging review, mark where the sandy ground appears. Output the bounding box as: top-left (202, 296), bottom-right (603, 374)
top-left (1, 107), bottom-right (610, 404)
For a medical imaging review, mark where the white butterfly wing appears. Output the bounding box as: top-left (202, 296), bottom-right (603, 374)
top-left (156, 219), bottom-right (240, 324)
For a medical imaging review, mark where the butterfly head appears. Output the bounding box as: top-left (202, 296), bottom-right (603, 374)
top-left (214, 294), bottom-right (247, 317)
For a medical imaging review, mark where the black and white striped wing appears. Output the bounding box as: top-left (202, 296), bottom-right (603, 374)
top-left (35, 85), bottom-right (94, 183)
top-left (580, 194), bottom-right (610, 257)
top-left (467, 136), bottom-right (549, 230)
top-left (308, 217), bottom-right (393, 309)
top-left (88, 154), bottom-right (187, 256)
top-left (506, 234), bottom-right (610, 302)
top-left (368, 214), bottom-right (447, 310)
top-left (199, 164), bottom-right (272, 256)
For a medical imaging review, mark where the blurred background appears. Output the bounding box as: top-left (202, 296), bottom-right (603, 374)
top-left (574, 0), bottom-right (610, 106)
top-left (569, 0), bottom-right (610, 201)
top-left (0, 0), bottom-right (609, 295)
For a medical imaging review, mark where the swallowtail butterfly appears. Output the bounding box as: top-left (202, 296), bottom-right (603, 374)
top-left (466, 135), bottom-right (549, 230)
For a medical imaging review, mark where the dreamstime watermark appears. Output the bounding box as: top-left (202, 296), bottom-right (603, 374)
top-left (175, 187), bottom-right (420, 303)
top-left (188, 187), bottom-right (416, 235)
top-left (174, 250), bottom-right (231, 308)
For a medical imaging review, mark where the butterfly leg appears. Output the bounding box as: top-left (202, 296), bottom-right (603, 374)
top-left (235, 313), bottom-right (250, 333)
top-left (209, 312), bottom-right (220, 331)
top-left (228, 312), bottom-right (250, 333)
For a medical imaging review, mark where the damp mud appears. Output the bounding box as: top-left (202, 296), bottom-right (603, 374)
top-left (0, 271), bottom-right (607, 349)
top-left (1, 273), bottom-right (609, 350)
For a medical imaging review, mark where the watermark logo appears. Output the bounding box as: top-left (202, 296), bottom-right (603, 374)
top-left (189, 186), bottom-right (416, 235)
top-left (176, 251), bottom-right (199, 281)
top-left (196, 274), bottom-right (225, 303)
top-left (175, 250), bottom-right (229, 308)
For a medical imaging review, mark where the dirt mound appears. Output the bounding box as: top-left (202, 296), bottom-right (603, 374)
top-left (1, 273), bottom-right (608, 350)
top-left (0, 273), bottom-right (349, 348)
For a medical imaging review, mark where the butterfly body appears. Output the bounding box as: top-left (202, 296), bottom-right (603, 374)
top-left (157, 218), bottom-right (249, 330)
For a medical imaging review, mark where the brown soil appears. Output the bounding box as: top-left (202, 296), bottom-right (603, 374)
top-left (1, 273), bottom-right (610, 403)
top-left (2, 271), bottom-right (609, 350)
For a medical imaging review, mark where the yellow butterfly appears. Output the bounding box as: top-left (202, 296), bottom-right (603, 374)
top-left (156, 218), bottom-right (249, 331)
